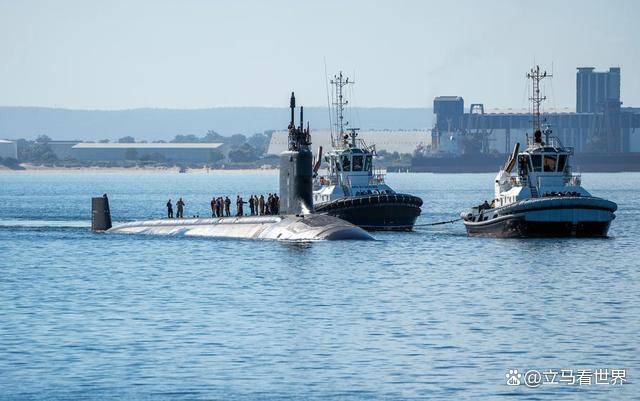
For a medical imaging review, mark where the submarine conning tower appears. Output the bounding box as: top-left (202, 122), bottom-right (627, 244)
top-left (279, 92), bottom-right (313, 215)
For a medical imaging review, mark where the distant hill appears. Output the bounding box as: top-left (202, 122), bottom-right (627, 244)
top-left (0, 107), bottom-right (433, 141)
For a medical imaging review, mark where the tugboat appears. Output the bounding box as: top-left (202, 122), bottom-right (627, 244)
top-left (313, 72), bottom-right (423, 231)
top-left (461, 66), bottom-right (617, 237)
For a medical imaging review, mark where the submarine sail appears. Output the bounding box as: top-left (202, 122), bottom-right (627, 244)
top-left (280, 92), bottom-right (313, 215)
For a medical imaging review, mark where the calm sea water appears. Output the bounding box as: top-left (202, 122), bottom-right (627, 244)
top-left (0, 171), bottom-right (638, 400)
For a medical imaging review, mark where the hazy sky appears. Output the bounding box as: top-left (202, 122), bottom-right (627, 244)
top-left (1, 0), bottom-right (638, 109)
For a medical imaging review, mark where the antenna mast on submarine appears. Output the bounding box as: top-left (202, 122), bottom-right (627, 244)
top-left (288, 92), bottom-right (311, 151)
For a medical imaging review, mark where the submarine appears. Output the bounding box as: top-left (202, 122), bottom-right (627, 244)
top-left (91, 93), bottom-right (373, 241)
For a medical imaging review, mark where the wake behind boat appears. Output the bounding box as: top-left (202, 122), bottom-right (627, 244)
top-left (313, 71), bottom-right (423, 231)
top-left (461, 66), bottom-right (617, 238)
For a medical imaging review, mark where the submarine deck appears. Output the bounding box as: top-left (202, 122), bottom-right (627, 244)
top-left (106, 214), bottom-right (373, 241)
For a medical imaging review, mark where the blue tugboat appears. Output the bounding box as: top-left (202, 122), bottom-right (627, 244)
top-left (313, 72), bottom-right (423, 231)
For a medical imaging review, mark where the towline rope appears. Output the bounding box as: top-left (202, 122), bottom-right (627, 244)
top-left (359, 218), bottom-right (462, 230)
top-left (413, 218), bottom-right (461, 227)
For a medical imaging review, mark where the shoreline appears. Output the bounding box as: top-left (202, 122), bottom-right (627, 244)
top-left (0, 165), bottom-right (636, 174)
top-left (0, 165), bottom-right (280, 174)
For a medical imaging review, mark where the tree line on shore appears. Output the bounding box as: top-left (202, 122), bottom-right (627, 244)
top-left (5, 131), bottom-right (413, 170)
top-left (11, 131), bottom-right (276, 168)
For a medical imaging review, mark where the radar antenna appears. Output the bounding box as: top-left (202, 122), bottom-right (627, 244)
top-left (526, 65), bottom-right (552, 144)
top-left (330, 71), bottom-right (354, 146)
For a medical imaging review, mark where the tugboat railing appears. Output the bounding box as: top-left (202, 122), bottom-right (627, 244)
top-left (565, 174), bottom-right (582, 187)
top-left (512, 168), bottom-right (580, 189)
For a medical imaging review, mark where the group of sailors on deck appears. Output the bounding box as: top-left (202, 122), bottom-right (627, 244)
top-left (353, 189), bottom-right (393, 196)
top-left (476, 189), bottom-right (584, 212)
top-left (543, 191), bottom-right (582, 197)
top-left (165, 194), bottom-right (280, 219)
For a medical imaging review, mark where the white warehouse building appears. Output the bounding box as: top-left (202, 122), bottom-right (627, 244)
top-left (267, 130), bottom-right (430, 155)
top-left (71, 143), bottom-right (223, 162)
top-left (0, 140), bottom-right (18, 159)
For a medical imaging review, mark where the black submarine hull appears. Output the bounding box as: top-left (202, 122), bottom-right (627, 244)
top-left (314, 193), bottom-right (423, 231)
top-left (103, 214), bottom-right (373, 241)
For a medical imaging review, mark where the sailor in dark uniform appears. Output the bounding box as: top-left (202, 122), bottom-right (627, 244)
top-left (224, 196), bottom-right (231, 216)
top-left (166, 199), bottom-right (173, 218)
top-left (249, 195), bottom-right (255, 215)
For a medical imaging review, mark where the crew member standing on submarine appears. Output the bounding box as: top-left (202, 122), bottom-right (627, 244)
top-left (166, 199), bottom-right (173, 218)
top-left (249, 195), bottom-right (255, 215)
top-left (224, 196), bottom-right (231, 216)
top-left (266, 193), bottom-right (272, 215)
top-left (176, 198), bottom-right (185, 218)
top-left (236, 195), bottom-right (245, 216)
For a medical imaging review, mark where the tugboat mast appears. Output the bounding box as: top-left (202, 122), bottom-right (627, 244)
top-left (330, 71), bottom-right (354, 146)
top-left (526, 65), bottom-right (552, 142)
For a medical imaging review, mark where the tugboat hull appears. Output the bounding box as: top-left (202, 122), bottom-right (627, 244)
top-left (462, 197), bottom-right (616, 238)
top-left (315, 194), bottom-right (423, 231)
top-left (464, 215), bottom-right (612, 238)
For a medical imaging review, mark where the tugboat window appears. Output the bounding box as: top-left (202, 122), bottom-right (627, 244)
top-left (531, 154), bottom-right (542, 172)
top-left (543, 155), bottom-right (557, 172)
top-left (518, 155), bottom-right (529, 176)
top-left (364, 155), bottom-right (372, 172)
top-left (352, 155), bottom-right (364, 171)
top-left (341, 155), bottom-right (351, 171)
top-left (557, 154), bottom-right (567, 172)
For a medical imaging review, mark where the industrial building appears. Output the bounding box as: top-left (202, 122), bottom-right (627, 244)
top-left (43, 140), bottom-right (82, 159)
top-left (0, 139), bottom-right (18, 159)
top-left (267, 130), bottom-right (429, 156)
top-left (431, 67), bottom-right (640, 155)
top-left (577, 67), bottom-right (620, 113)
top-left (71, 143), bottom-right (223, 162)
